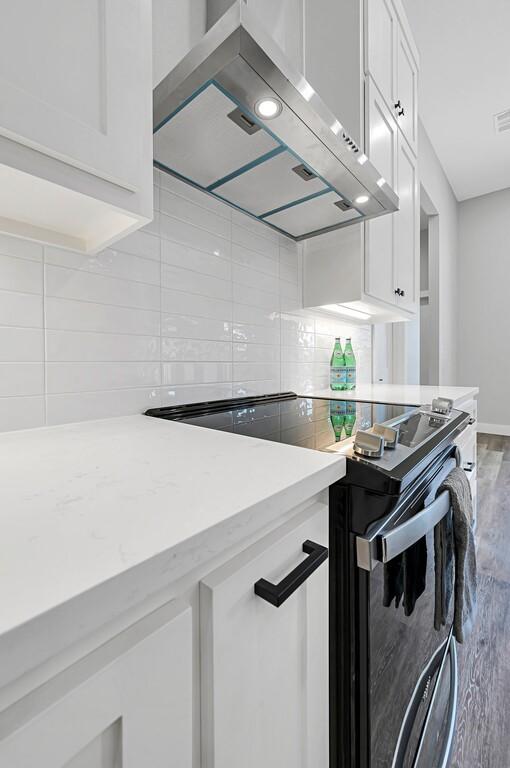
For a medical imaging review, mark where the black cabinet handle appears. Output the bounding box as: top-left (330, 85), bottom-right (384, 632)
top-left (395, 100), bottom-right (405, 117)
top-left (464, 461), bottom-right (475, 472)
top-left (394, 288), bottom-right (406, 297)
top-left (395, 288), bottom-right (401, 295)
top-left (254, 540), bottom-right (328, 607)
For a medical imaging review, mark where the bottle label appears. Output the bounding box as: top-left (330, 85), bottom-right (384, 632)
top-left (345, 367), bottom-right (356, 388)
top-left (330, 368), bottom-right (347, 389)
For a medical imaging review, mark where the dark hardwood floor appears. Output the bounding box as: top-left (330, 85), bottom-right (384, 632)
top-left (450, 434), bottom-right (510, 768)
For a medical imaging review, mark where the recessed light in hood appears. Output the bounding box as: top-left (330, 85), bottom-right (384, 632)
top-left (153, 1), bottom-right (399, 241)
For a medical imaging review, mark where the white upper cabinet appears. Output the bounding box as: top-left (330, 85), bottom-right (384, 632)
top-left (0, 0), bottom-right (153, 253)
top-left (200, 503), bottom-right (329, 768)
top-left (364, 78), bottom-right (418, 315)
top-left (365, 0), bottom-right (419, 156)
top-left (394, 132), bottom-right (418, 312)
top-left (364, 79), bottom-right (398, 307)
top-left (395, 25), bottom-right (419, 155)
top-left (365, 0), bottom-right (396, 111)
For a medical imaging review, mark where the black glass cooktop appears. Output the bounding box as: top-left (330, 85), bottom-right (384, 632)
top-left (146, 392), bottom-right (416, 452)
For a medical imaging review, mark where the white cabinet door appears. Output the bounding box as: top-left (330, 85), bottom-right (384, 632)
top-left (0, 0), bottom-right (148, 192)
top-left (0, 602), bottom-right (192, 768)
top-left (201, 502), bottom-right (329, 768)
top-left (395, 26), bottom-right (418, 155)
top-left (394, 133), bottom-right (418, 313)
top-left (365, 0), bottom-right (396, 111)
top-left (364, 78), bottom-right (399, 307)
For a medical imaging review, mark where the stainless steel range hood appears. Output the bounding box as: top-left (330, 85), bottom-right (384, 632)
top-left (153, 1), bottom-right (399, 241)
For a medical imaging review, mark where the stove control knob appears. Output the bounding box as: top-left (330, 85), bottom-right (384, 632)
top-left (373, 424), bottom-right (399, 449)
top-left (431, 397), bottom-right (453, 416)
top-left (353, 430), bottom-right (385, 458)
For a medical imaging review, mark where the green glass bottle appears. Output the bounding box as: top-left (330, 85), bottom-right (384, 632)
top-left (330, 338), bottom-right (346, 391)
top-left (344, 402), bottom-right (357, 437)
top-left (330, 401), bottom-right (346, 442)
top-left (344, 338), bottom-right (356, 391)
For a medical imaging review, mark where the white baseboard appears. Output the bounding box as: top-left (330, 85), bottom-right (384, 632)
top-left (477, 422), bottom-right (510, 436)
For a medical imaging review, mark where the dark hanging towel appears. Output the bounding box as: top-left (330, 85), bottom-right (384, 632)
top-left (383, 535), bottom-right (427, 616)
top-left (434, 467), bottom-right (477, 643)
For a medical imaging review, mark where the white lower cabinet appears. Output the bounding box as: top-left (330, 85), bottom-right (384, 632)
top-left (0, 601), bottom-right (192, 768)
top-left (454, 422), bottom-right (478, 518)
top-left (200, 502), bottom-right (329, 768)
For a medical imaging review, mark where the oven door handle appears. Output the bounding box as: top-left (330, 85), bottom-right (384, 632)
top-left (356, 489), bottom-right (451, 571)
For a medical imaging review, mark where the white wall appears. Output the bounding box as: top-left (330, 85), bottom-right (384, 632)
top-left (418, 121), bottom-right (459, 384)
top-left (458, 187), bottom-right (510, 431)
top-left (0, 170), bottom-right (371, 433)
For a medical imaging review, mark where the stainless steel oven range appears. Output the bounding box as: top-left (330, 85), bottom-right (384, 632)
top-left (146, 392), bottom-right (469, 767)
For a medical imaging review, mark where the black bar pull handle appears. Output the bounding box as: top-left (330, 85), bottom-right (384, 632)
top-left (254, 540), bottom-right (328, 608)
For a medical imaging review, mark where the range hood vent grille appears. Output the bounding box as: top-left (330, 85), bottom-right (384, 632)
top-left (153, 2), bottom-right (398, 241)
top-left (494, 108), bottom-right (510, 134)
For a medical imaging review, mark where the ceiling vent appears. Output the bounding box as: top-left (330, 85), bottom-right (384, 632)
top-left (494, 108), bottom-right (510, 134)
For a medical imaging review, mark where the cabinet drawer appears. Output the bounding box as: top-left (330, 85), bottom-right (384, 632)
top-left (200, 502), bottom-right (329, 768)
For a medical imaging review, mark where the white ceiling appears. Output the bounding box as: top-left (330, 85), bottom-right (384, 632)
top-left (402, 0), bottom-right (510, 201)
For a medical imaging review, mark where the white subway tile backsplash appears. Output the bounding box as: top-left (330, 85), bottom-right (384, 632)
top-left (162, 263), bottom-right (232, 301)
top-left (233, 343), bottom-right (279, 363)
top-left (232, 262), bottom-right (279, 294)
top-left (157, 171), bottom-right (232, 221)
top-left (46, 387), bottom-right (160, 426)
top-left (233, 362), bottom-right (280, 382)
top-left (0, 179), bottom-right (371, 431)
top-left (0, 290), bottom-right (43, 328)
top-left (0, 253), bottom-right (43, 294)
top-left (232, 223), bottom-right (279, 260)
top-left (46, 330), bottom-right (161, 362)
top-left (159, 189), bottom-right (231, 240)
top-left (44, 246), bottom-right (161, 286)
top-left (232, 304), bottom-right (279, 328)
top-left (233, 323), bottom-right (280, 345)
top-left (45, 264), bottom-right (160, 311)
top-left (0, 363), bottom-right (44, 396)
top-left (161, 288), bottom-right (232, 322)
top-left (162, 315), bottom-right (232, 342)
top-left (46, 362), bottom-right (161, 394)
top-left (160, 383), bottom-right (233, 407)
top-left (161, 239), bottom-right (231, 281)
top-left (0, 234), bottom-right (43, 262)
top-left (0, 396), bottom-right (45, 432)
top-left (281, 346), bottom-right (315, 363)
top-left (233, 379), bottom-right (281, 398)
top-left (279, 261), bottom-right (299, 284)
top-left (231, 243), bottom-right (279, 277)
top-left (45, 297), bottom-right (160, 337)
top-left (231, 210), bottom-right (279, 243)
top-left (0, 328), bottom-right (44, 361)
top-left (233, 282), bottom-right (279, 311)
top-left (162, 362), bottom-right (232, 385)
top-left (162, 338), bottom-right (232, 362)
top-left (160, 212), bottom-right (231, 260)
top-left (111, 229), bottom-right (160, 261)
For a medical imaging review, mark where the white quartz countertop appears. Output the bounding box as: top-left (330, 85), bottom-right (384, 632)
top-left (304, 384), bottom-right (478, 408)
top-left (0, 415), bottom-right (345, 647)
